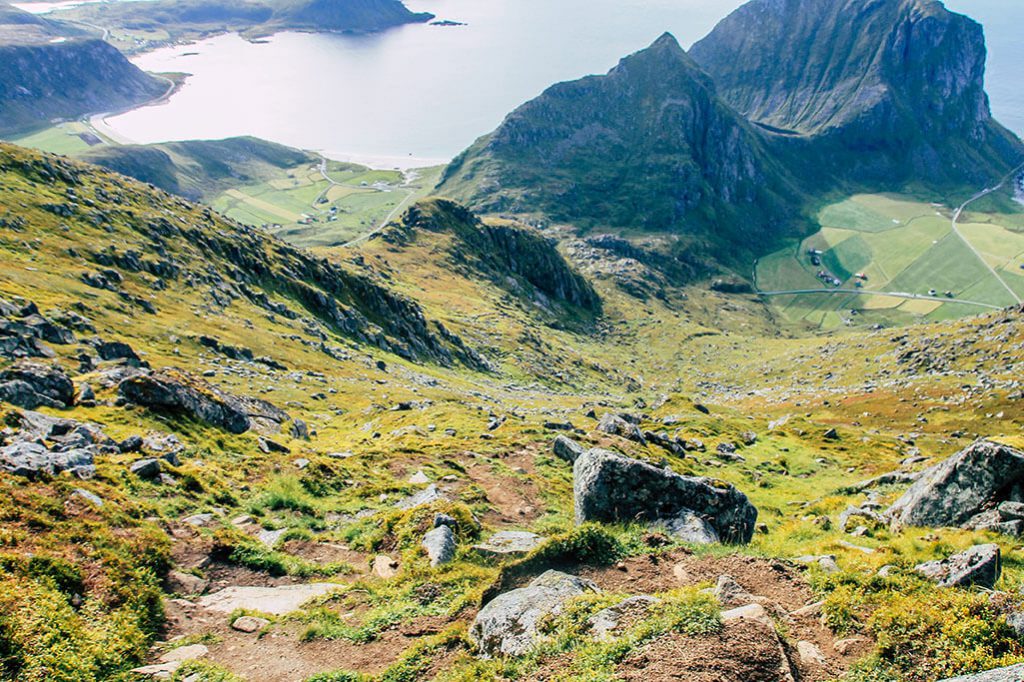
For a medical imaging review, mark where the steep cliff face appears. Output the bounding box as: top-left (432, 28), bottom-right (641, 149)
top-left (0, 39), bottom-right (166, 136)
top-left (690, 0), bottom-right (1023, 185)
top-left (383, 199), bottom-right (601, 313)
top-left (438, 34), bottom-right (801, 262)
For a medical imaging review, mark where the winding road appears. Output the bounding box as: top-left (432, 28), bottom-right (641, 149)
top-left (949, 162), bottom-right (1024, 305)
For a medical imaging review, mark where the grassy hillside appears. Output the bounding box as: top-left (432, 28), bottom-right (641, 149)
top-left (1, 142), bottom-right (1023, 680)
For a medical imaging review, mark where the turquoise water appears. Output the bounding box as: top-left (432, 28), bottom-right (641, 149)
top-left (93, 0), bottom-right (1022, 167)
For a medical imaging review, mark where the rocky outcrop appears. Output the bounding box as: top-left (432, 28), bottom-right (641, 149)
top-left (887, 441), bottom-right (1024, 535)
top-left (915, 544), bottom-right (1001, 589)
top-left (940, 663), bottom-right (1024, 681)
top-left (0, 39), bottom-right (166, 136)
top-left (0, 409), bottom-right (120, 479)
top-left (573, 449), bottom-right (758, 544)
top-left (118, 368), bottom-right (254, 434)
top-left (690, 0), bottom-right (1023, 187)
top-left (438, 34), bottom-right (799, 266)
top-left (470, 570), bottom-right (599, 657)
top-left (0, 360), bottom-right (75, 409)
top-left (384, 199), bottom-right (600, 313)
top-left (422, 525), bottom-right (457, 566)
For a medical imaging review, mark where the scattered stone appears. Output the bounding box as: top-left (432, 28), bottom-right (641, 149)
top-left (790, 601), bottom-right (824, 618)
top-left (471, 570), bottom-right (599, 657)
top-left (422, 525), bottom-right (457, 567)
top-left (129, 458), bottom-right (162, 480)
top-left (711, 575), bottom-right (755, 607)
top-left (793, 555), bottom-right (840, 574)
top-left (257, 528), bottom-right (287, 548)
top-left (472, 530), bottom-right (545, 557)
top-left (395, 484), bottom-right (446, 510)
top-left (798, 641), bottom-right (827, 666)
top-left (552, 435), bottom-right (586, 464)
top-left (573, 449), bottom-right (758, 543)
top-left (160, 644), bottom-right (209, 664)
top-left (834, 637), bottom-right (867, 655)
top-left (0, 441), bottom-right (95, 479)
top-left (182, 513), bottom-right (214, 527)
top-left (915, 544), bottom-right (1001, 589)
top-left (231, 616), bottom-right (270, 633)
top-left (258, 436), bottom-right (289, 454)
top-left (198, 584), bottom-right (340, 615)
top-left (372, 555), bottom-right (400, 579)
top-left (588, 595), bottom-right (659, 640)
top-left (823, 428), bottom-right (840, 441)
top-left (166, 570), bottom-right (208, 596)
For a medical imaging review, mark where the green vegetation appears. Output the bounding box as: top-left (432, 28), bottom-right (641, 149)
top-left (756, 193), bottom-right (1024, 329)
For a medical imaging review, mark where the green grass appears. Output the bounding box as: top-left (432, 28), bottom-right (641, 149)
top-left (758, 193), bottom-right (1024, 329)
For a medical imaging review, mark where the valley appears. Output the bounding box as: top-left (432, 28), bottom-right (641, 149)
top-left (2, 0), bottom-right (1024, 681)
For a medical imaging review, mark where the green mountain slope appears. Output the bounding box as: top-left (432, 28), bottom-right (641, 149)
top-left (0, 37), bottom-right (166, 136)
top-left (689, 0), bottom-right (1024, 187)
top-left (437, 34), bottom-right (804, 269)
top-left (80, 136), bottom-right (317, 202)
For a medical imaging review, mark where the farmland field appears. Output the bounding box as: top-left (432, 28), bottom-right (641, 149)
top-left (756, 194), bottom-right (1024, 330)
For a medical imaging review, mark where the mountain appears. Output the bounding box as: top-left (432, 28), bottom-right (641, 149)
top-left (80, 137), bottom-right (317, 202)
top-left (0, 38), bottom-right (167, 136)
top-left (64, 0), bottom-right (432, 44)
top-left (273, 0), bottom-right (433, 32)
top-left (689, 0), bottom-right (1024, 186)
top-left (437, 33), bottom-right (803, 267)
top-left (0, 2), bottom-right (85, 43)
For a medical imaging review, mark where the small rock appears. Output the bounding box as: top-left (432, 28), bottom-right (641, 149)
top-left (797, 641), bottom-right (826, 666)
top-left (231, 616), bottom-right (270, 633)
top-left (372, 555), bottom-right (399, 579)
top-left (422, 525), bottom-right (457, 567)
top-left (130, 458), bottom-right (162, 480)
top-left (915, 544), bottom-right (1001, 589)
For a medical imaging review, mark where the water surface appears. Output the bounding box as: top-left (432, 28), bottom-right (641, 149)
top-left (90, 0), bottom-right (1024, 168)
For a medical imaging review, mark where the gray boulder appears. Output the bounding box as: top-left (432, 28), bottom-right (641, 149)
top-left (553, 435), bottom-right (586, 464)
top-left (596, 414), bottom-right (646, 444)
top-left (118, 369), bottom-right (251, 434)
top-left (0, 441), bottom-right (95, 479)
top-left (587, 595), bottom-right (659, 640)
top-left (574, 449), bottom-right (758, 543)
top-left (915, 544), bottom-right (1001, 589)
top-left (470, 570), bottom-right (599, 657)
top-left (472, 530), bottom-right (545, 557)
top-left (395, 484), bottom-right (446, 510)
top-left (653, 509), bottom-right (720, 544)
top-left (422, 525), bottom-right (457, 566)
top-left (888, 441), bottom-right (1024, 532)
top-left (130, 458), bottom-right (162, 480)
top-left (0, 361), bottom-right (74, 408)
top-left (939, 663), bottom-right (1024, 681)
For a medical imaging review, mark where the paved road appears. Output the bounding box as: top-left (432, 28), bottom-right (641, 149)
top-left (949, 162), bottom-right (1024, 305)
top-left (758, 288), bottom-right (1002, 310)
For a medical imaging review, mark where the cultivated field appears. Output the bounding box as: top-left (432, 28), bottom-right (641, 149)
top-left (757, 193), bottom-right (1024, 330)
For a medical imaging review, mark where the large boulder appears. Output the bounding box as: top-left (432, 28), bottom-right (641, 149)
top-left (0, 361), bottom-right (74, 408)
top-left (915, 544), bottom-right (1001, 589)
top-left (888, 441), bottom-right (1024, 532)
top-left (118, 368), bottom-right (251, 434)
top-left (939, 663), bottom-right (1024, 681)
top-left (574, 449), bottom-right (758, 544)
top-left (470, 570), bottom-right (599, 657)
top-left (0, 441), bottom-right (94, 479)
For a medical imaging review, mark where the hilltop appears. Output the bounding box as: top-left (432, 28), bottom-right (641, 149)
top-left (438, 33), bottom-right (803, 271)
top-left (689, 0), bottom-right (1023, 188)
